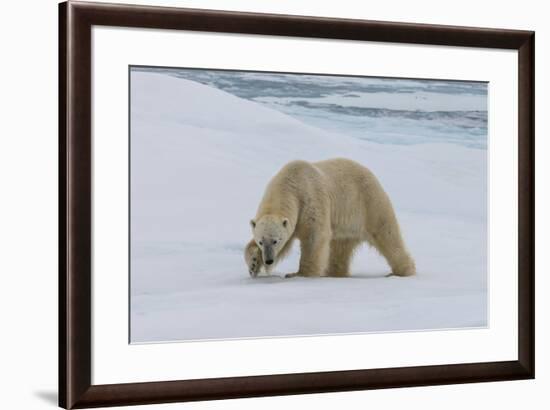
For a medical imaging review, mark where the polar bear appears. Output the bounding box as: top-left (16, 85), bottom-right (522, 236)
top-left (245, 158), bottom-right (415, 278)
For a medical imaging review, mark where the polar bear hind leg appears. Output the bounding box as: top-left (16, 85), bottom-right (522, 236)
top-left (372, 225), bottom-right (416, 277)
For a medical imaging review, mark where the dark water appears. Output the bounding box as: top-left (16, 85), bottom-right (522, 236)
top-left (133, 66), bottom-right (488, 149)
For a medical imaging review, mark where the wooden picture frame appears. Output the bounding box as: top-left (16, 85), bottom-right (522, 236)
top-left (59, 1), bottom-right (534, 408)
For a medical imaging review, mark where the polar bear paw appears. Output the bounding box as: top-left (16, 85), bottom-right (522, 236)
top-left (245, 242), bottom-right (264, 278)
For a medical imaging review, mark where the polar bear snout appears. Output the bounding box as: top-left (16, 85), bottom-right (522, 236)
top-left (262, 245), bottom-right (275, 265)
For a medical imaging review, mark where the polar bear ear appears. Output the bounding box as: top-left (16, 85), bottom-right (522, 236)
top-left (282, 218), bottom-right (289, 228)
top-left (250, 219), bottom-right (256, 229)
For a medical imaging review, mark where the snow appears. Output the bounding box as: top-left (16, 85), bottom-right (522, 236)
top-left (130, 71), bottom-right (487, 343)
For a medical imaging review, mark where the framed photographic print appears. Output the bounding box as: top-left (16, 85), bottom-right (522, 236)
top-left (59, 1), bottom-right (535, 408)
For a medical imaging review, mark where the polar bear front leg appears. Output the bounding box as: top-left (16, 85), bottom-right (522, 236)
top-left (245, 239), bottom-right (264, 277)
top-left (326, 239), bottom-right (359, 277)
top-left (287, 234), bottom-right (330, 278)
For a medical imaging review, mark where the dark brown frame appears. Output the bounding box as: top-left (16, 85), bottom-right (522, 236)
top-left (59, 1), bottom-right (535, 408)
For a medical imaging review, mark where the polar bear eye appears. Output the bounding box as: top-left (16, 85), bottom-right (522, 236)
top-left (259, 241), bottom-right (263, 246)
top-left (273, 240), bottom-right (278, 245)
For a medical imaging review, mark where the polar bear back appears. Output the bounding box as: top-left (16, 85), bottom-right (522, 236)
top-left (256, 158), bottom-right (395, 242)
top-left (314, 158), bottom-right (394, 240)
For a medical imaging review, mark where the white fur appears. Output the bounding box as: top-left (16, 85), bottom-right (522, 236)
top-left (245, 158), bottom-right (416, 278)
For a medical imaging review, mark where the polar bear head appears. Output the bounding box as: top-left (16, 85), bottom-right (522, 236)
top-left (250, 215), bottom-right (291, 266)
